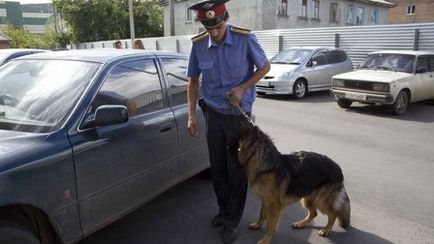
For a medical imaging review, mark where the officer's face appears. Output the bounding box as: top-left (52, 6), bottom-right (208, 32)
top-left (206, 22), bottom-right (227, 44)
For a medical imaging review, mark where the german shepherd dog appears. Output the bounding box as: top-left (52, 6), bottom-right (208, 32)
top-left (237, 117), bottom-right (350, 244)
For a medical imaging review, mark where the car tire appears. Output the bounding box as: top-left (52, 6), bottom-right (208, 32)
top-left (0, 221), bottom-right (40, 244)
top-left (256, 92), bottom-right (265, 96)
top-left (337, 98), bottom-right (352, 108)
top-left (293, 79), bottom-right (307, 99)
top-left (390, 90), bottom-right (409, 115)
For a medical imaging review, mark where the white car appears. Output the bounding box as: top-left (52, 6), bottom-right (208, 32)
top-left (256, 47), bottom-right (353, 99)
top-left (331, 50), bottom-right (434, 115)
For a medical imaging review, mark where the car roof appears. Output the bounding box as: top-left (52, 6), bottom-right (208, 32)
top-left (369, 50), bottom-right (434, 56)
top-left (17, 49), bottom-right (188, 64)
top-left (0, 48), bottom-right (46, 54)
top-left (285, 46), bottom-right (341, 51)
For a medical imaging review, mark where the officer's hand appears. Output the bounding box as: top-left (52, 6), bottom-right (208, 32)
top-left (226, 87), bottom-right (244, 107)
top-left (188, 116), bottom-right (199, 138)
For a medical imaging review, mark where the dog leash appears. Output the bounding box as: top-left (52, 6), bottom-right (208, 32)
top-left (234, 104), bottom-right (256, 127)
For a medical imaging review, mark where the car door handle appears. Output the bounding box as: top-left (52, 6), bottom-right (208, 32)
top-left (159, 124), bottom-right (172, 133)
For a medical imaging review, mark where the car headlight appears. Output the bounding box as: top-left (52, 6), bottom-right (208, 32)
top-left (333, 79), bottom-right (345, 87)
top-left (372, 83), bottom-right (389, 92)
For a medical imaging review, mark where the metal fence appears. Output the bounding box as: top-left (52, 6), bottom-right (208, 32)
top-left (74, 22), bottom-right (434, 66)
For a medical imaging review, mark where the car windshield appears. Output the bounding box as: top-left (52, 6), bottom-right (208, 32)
top-left (0, 59), bottom-right (100, 133)
top-left (360, 53), bottom-right (415, 74)
top-left (270, 49), bottom-right (312, 64)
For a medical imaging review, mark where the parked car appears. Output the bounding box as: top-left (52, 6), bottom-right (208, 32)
top-left (0, 48), bottom-right (47, 66)
top-left (0, 50), bottom-right (209, 244)
top-left (331, 50), bottom-right (434, 115)
top-left (256, 47), bottom-right (353, 98)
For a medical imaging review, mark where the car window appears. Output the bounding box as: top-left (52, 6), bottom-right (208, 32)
top-left (326, 50), bottom-right (343, 64)
top-left (429, 56), bottom-right (434, 72)
top-left (361, 53), bottom-right (415, 74)
top-left (93, 59), bottom-right (164, 117)
top-left (416, 56), bottom-right (429, 73)
top-left (311, 51), bottom-right (328, 66)
top-left (160, 58), bottom-right (188, 106)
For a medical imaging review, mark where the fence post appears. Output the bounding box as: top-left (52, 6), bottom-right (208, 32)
top-left (413, 29), bottom-right (419, 51)
top-left (156, 40), bottom-right (160, 50)
top-left (176, 39), bottom-right (180, 53)
top-left (334, 33), bottom-right (340, 48)
top-left (278, 35), bottom-right (283, 51)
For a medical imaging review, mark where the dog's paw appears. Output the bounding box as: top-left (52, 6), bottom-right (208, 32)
top-left (257, 239), bottom-right (269, 244)
top-left (292, 221), bottom-right (306, 229)
top-left (318, 229), bottom-right (330, 237)
top-left (249, 222), bottom-right (262, 230)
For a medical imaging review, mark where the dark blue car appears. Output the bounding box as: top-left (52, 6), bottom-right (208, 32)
top-left (0, 50), bottom-right (209, 244)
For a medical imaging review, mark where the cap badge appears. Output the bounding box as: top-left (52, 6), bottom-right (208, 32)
top-left (202, 3), bottom-right (215, 9)
top-left (205, 10), bottom-right (215, 18)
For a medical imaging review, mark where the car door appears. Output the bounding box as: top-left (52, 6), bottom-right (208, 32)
top-left (157, 56), bottom-right (209, 181)
top-left (303, 49), bottom-right (332, 91)
top-left (412, 55), bottom-right (434, 101)
top-left (69, 58), bottom-right (178, 234)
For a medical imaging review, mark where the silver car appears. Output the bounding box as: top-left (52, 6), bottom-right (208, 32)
top-left (256, 47), bottom-right (353, 98)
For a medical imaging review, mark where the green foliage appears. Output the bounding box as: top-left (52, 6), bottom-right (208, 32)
top-left (2, 23), bottom-right (67, 49)
top-left (53, 0), bottom-right (164, 44)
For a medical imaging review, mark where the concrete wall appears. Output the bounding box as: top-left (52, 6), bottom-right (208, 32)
top-left (163, 0), bottom-right (392, 35)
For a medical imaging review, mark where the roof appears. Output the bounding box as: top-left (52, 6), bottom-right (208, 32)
top-left (369, 50), bottom-right (434, 56)
top-left (17, 49), bottom-right (187, 63)
top-left (0, 48), bottom-right (45, 54)
top-left (0, 33), bottom-right (11, 41)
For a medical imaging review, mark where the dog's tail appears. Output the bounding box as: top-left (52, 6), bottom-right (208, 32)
top-left (335, 185), bottom-right (351, 228)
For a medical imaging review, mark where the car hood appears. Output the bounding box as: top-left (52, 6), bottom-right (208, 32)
top-left (0, 130), bottom-right (46, 158)
top-left (333, 69), bottom-right (413, 83)
top-left (266, 63), bottom-right (299, 77)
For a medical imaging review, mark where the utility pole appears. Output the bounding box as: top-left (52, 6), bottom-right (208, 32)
top-left (129, 0), bottom-right (135, 48)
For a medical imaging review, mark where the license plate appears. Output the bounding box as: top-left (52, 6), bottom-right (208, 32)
top-left (345, 92), bottom-right (367, 100)
top-left (257, 80), bottom-right (269, 86)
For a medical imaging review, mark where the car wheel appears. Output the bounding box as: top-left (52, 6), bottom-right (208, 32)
top-left (337, 98), bottom-right (352, 108)
top-left (0, 221), bottom-right (40, 244)
top-left (293, 79), bottom-right (307, 99)
top-left (390, 91), bottom-right (409, 115)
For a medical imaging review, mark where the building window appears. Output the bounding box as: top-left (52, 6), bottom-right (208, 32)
top-left (278, 0), bottom-right (288, 16)
top-left (313, 0), bottom-right (320, 19)
top-left (371, 9), bottom-right (379, 24)
top-left (186, 4), bottom-right (193, 23)
top-left (330, 2), bottom-right (339, 22)
top-left (406, 4), bottom-right (415, 15)
top-left (300, 0), bottom-right (307, 17)
top-left (356, 7), bottom-right (364, 25)
top-left (347, 5), bottom-right (354, 24)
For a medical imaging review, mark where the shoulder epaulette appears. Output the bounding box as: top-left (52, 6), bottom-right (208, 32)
top-left (192, 31), bottom-right (209, 43)
top-left (231, 26), bottom-right (251, 35)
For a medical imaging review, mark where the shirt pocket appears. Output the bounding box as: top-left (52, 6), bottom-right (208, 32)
top-left (199, 61), bottom-right (217, 81)
top-left (226, 58), bottom-right (243, 79)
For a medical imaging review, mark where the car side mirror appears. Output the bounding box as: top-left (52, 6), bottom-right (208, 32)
top-left (81, 105), bottom-right (129, 129)
top-left (312, 60), bottom-right (318, 66)
top-left (416, 67), bottom-right (427, 73)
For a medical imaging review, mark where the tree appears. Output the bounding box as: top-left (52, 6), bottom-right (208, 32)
top-left (2, 23), bottom-right (63, 49)
top-left (53, 0), bottom-right (163, 44)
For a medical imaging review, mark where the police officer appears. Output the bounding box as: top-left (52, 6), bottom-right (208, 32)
top-left (186, 1), bottom-right (270, 243)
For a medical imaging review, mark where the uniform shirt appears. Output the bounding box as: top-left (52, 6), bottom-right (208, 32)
top-left (187, 24), bottom-right (268, 114)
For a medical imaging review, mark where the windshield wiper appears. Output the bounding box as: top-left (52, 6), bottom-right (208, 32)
top-left (272, 61), bottom-right (289, 64)
top-left (375, 66), bottom-right (392, 71)
top-left (288, 62), bottom-right (300, 65)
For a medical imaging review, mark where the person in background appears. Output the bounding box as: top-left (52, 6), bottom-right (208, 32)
top-left (133, 39), bottom-right (145, 49)
top-left (114, 40), bottom-right (122, 49)
top-left (186, 0), bottom-right (270, 243)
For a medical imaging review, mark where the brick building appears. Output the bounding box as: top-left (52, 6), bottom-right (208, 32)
top-left (388, 0), bottom-right (434, 23)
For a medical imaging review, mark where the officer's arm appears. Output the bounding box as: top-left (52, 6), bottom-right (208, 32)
top-left (187, 76), bottom-right (200, 137)
top-left (227, 62), bottom-right (270, 106)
